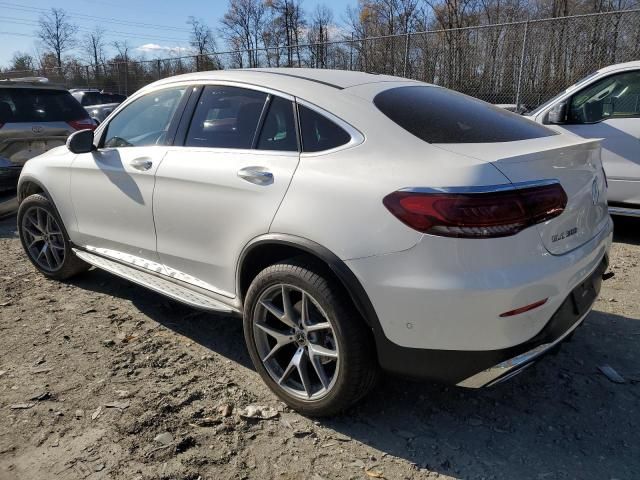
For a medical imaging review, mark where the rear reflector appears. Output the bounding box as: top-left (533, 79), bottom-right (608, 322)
top-left (383, 182), bottom-right (567, 238)
top-left (67, 118), bottom-right (96, 131)
top-left (499, 298), bottom-right (548, 317)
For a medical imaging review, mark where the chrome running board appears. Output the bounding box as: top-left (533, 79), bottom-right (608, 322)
top-left (609, 206), bottom-right (640, 218)
top-left (73, 248), bottom-right (234, 313)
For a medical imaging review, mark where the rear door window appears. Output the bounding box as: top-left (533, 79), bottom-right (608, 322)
top-left (374, 85), bottom-right (555, 143)
top-left (257, 96), bottom-right (298, 151)
top-left (185, 86), bottom-right (267, 149)
top-left (0, 88), bottom-right (88, 123)
top-left (298, 104), bottom-right (351, 152)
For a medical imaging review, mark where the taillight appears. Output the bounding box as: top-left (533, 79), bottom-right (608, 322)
top-left (0, 122), bottom-right (4, 129)
top-left (383, 181), bottom-right (567, 238)
top-left (67, 118), bottom-right (96, 131)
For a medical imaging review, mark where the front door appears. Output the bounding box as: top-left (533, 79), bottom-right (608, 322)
top-left (70, 85), bottom-right (189, 266)
top-left (153, 86), bottom-right (300, 296)
top-left (561, 69), bottom-right (640, 205)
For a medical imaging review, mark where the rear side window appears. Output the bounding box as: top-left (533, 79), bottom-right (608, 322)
top-left (186, 86), bottom-right (267, 149)
top-left (298, 105), bottom-right (351, 152)
top-left (374, 86), bottom-right (555, 143)
top-left (257, 96), bottom-right (297, 151)
top-left (0, 88), bottom-right (88, 123)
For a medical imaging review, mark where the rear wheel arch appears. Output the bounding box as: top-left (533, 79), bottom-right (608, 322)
top-left (237, 235), bottom-right (380, 332)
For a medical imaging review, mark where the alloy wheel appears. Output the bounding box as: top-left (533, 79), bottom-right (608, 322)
top-left (253, 284), bottom-right (340, 400)
top-left (21, 206), bottom-right (66, 272)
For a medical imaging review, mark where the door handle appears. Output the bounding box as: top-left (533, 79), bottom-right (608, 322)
top-left (130, 157), bottom-right (153, 171)
top-left (237, 166), bottom-right (274, 186)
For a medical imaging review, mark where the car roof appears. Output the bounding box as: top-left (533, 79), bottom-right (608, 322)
top-left (0, 77), bottom-right (67, 90)
top-left (597, 60), bottom-right (640, 74)
top-left (147, 68), bottom-right (423, 99)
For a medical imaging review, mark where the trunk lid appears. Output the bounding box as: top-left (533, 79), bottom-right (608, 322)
top-left (0, 122), bottom-right (72, 166)
top-left (435, 136), bottom-right (609, 255)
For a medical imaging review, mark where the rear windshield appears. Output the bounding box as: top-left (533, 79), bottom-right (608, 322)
top-left (374, 86), bottom-right (555, 143)
top-left (0, 88), bottom-right (88, 123)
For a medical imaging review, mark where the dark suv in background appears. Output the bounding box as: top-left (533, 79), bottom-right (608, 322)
top-left (70, 88), bottom-right (126, 124)
top-left (0, 78), bottom-right (95, 201)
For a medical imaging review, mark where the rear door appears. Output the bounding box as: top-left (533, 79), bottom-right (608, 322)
top-left (69, 85), bottom-right (189, 265)
top-left (559, 69), bottom-right (640, 206)
top-left (153, 85), bottom-right (300, 296)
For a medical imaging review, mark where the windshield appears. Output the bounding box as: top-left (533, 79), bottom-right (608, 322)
top-left (528, 70), bottom-right (600, 116)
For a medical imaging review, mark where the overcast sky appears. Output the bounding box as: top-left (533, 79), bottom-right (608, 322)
top-left (0, 0), bottom-right (358, 67)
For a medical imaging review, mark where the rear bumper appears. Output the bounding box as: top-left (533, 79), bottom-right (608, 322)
top-left (373, 255), bottom-right (608, 385)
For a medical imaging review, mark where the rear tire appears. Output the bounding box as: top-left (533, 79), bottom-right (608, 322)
top-left (18, 194), bottom-right (89, 280)
top-left (243, 259), bottom-right (378, 416)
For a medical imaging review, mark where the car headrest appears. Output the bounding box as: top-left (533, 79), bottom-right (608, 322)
top-left (0, 101), bottom-right (13, 122)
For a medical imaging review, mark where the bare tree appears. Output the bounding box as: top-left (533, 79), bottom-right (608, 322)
top-left (308, 5), bottom-right (333, 67)
top-left (267, 0), bottom-right (305, 66)
top-left (221, 0), bottom-right (267, 68)
top-left (82, 27), bottom-right (106, 75)
top-left (188, 16), bottom-right (216, 55)
top-left (112, 40), bottom-right (132, 62)
top-left (37, 8), bottom-right (78, 68)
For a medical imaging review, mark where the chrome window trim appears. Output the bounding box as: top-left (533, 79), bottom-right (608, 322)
top-left (399, 179), bottom-right (561, 194)
top-left (296, 97), bottom-right (365, 157)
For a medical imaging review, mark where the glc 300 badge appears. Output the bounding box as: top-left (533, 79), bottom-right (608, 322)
top-left (552, 227), bottom-right (578, 243)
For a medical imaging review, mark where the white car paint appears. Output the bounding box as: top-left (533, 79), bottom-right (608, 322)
top-left (18, 68), bottom-right (612, 383)
top-left (527, 61), bottom-right (640, 211)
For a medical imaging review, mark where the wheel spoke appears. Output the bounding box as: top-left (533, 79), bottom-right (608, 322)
top-left (255, 321), bottom-right (295, 362)
top-left (308, 343), bottom-right (338, 359)
top-left (49, 243), bottom-right (62, 265)
top-left (309, 353), bottom-right (330, 390)
top-left (298, 351), bottom-right (313, 398)
top-left (27, 215), bottom-right (44, 234)
top-left (278, 347), bottom-right (303, 385)
top-left (281, 285), bottom-right (298, 328)
top-left (305, 322), bottom-right (332, 333)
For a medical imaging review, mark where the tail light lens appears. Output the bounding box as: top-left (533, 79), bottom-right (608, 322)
top-left (0, 122), bottom-right (4, 129)
top-left (67, 118), bottom-right (96, 131)
top-left (383, 182), bottom-right (567, 238)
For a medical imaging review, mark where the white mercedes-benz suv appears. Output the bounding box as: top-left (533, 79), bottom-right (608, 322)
top-left (17, 69), bottom-right (613, 416)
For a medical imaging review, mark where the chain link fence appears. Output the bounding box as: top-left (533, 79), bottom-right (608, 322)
top-left (3, 9), bottom-right (639, 108)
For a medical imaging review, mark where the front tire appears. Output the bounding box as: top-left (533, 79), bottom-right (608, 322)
top-left (18, 194), bottom-right (88, 280)
top-left (243, 260), bottom-right (378, 416)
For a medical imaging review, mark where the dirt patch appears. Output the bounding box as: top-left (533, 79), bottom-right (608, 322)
top-left (1, 215), bottom-right (639, 479)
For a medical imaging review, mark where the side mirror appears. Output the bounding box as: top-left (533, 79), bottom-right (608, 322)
top-left (67, 129), bottom-right (95, 154)
top-left (547, 101), bottom-right (568, 124)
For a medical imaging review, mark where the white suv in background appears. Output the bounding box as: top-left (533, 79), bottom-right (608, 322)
top-left (17, 69), bottom-right (612, 416)
top-left (527, 61), bottom-right (640, 216)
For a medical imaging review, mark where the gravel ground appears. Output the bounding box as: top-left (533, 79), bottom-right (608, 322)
top-left (0, 215), bottom-right (638, 480)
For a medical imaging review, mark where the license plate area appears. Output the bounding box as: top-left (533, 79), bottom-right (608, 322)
top-left (570, 263), bottom-right (604, 316)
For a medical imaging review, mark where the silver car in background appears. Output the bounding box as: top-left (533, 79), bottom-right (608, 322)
top-left (0, 78), bottom-right (95, 194)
